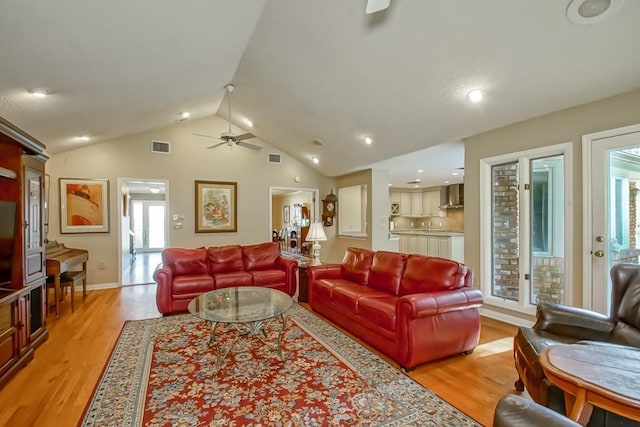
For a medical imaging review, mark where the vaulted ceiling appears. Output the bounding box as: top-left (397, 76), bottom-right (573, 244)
top-left (1, 0), bottom-right (639, 187)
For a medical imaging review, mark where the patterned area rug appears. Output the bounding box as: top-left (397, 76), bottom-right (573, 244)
top-left (80, 304), bottom-right (479, 426)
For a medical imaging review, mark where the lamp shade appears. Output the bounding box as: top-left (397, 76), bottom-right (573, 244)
top-left (307, 222), bottom-right (327, 241)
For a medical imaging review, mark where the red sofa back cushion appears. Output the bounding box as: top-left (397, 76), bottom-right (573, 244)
top-left (162, 247), bottom-right (207, 276)
top-left (243, 242), bottom-right (280, 271)
top-left (207, 245), bottom-right (244, 274)
top-left (368, 251), bottom-right (407, 295)
top-left (340, 247), bottom-right (374, 285)
top-left (399, 255), bottom-right (467, 296)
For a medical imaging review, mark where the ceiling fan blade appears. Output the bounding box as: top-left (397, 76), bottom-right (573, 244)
top-left (206, 142), bottom-right (226, 149)
top-left (193, 133), bottom-right (221, 140)
top-left (234, 132), bottom-right (255, 142)
top-left (236, 141), bottom-right (262, 151)
top-left (365, 0), bottom-right (391, 14)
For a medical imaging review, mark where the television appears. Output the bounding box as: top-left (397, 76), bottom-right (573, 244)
top-left (0, 201), bottom-right (17, 287)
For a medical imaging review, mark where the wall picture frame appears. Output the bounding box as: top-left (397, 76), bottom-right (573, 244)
top-left (195, 180), bottom-right (237, 233)
top-left (59, 178), bottom-right (110, 233)
top-left (283, 204), bottom-right (290, 223)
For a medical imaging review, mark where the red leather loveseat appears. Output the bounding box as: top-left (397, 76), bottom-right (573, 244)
top-left (153, 242), bottom-right (298, 314)
top-left (307, 247), bottom-right (483, 369)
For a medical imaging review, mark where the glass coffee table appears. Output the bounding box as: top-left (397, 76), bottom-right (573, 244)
top-left (188, 286), bottom-right (293, 374)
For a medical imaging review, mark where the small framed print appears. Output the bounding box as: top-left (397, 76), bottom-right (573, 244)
top-left (283, 204), bottom-right (290, 223)
top-left (195, 180), bottom-right (237, 233)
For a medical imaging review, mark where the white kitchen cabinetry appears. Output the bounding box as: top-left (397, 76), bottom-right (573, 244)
top-left (411, 192), bottom-right (422, 216)
top-left (399, 192), bottom-right (412, 216)
top-left (390, 191), bottom-right (400, 203)
top-left (397, 234), bottom-right (464, 262)
top-left (422, 190), bottom-right (446, 218)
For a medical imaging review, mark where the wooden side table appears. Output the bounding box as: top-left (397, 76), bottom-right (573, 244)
top-left (297, 262), bottom-right (310, 303)
top-left (539, 343), bottom-right (640, 425)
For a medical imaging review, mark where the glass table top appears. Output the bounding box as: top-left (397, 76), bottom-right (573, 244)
top-left (188, 286), bottom-right (293, 323)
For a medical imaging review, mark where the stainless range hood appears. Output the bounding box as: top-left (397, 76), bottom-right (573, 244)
top-left (440, 184), bottom-right (464, 208)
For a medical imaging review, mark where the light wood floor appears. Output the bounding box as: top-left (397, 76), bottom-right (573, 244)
top-left (0, 285), bottom-right (520, 426)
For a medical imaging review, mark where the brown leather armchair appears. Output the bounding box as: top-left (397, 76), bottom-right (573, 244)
top-left (513, 263), bottom-right (640, 427)
top-left (493, 395), bottom-right (581, 427)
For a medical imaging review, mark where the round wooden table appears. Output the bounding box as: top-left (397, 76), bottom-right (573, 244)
top-left (539, 343), bottom-right (640, 425)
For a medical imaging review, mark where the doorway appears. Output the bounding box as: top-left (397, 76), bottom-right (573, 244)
top-left (269, 187), bottom-right (319, 259)
top-left (119, 178), bottom-right (169, 286)
top-left (584, 124), bottom-right (640, 314)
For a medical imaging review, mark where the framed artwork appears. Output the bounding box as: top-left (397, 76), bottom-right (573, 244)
top-left (195, 180), bottom-right (237, 233)
top-left (283, 204), bottom-right (290, 223)
top-left (59, 178), bottom-right (110, 233)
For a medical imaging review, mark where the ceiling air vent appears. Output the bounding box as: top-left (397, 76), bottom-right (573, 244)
top-left (151, 140), bottom-right (170, 154)
top-left (268, 153), bottom-right (281, 164)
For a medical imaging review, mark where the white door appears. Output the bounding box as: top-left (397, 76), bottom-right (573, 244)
top-left (132, 200), bottom-right (166, 253)
top-left (587, 127), bottom-right (640, 314)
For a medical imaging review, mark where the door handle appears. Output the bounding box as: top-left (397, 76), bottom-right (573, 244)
top-left (593, 250), bottom-right (605, 258)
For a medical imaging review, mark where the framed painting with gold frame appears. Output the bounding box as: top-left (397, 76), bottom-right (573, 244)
top-left (195, 180), bottom-right (237, 233)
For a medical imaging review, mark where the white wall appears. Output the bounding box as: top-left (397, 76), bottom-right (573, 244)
top-left (46, 115), bottom-right (336, 285)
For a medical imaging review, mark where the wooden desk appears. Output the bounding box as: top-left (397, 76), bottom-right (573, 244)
top-left (540, 344), bottom-right (640, 425)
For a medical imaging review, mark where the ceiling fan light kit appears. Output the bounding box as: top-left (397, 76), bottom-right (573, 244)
top-left (365, 0), bottom-right (391, 14)
top-left (567, 0), bottom-right (625, 24)
top-left (193, 83), bottom-right (262, 151)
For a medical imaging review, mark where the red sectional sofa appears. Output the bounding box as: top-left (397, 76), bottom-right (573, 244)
top-left (307, 247), bottom-right (484, 369)
top-left (153, 242), bottom-right (298, 314)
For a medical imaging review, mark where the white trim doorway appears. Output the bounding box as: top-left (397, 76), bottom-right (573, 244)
top-left (116, 177), bottom-right (170, 286)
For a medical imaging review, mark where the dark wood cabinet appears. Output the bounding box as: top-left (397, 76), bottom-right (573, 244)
top-left (298, 262), bottom-right (310, 303)
top-left (0, 117), bottom-right (48, 388)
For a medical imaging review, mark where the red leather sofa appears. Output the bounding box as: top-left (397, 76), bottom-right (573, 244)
top-left (307, 247), bottom-right (483, 369)
top-left (153, 242), bottom-right (298, 314)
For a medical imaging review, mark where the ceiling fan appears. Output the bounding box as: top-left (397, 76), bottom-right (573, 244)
top-left (193, 84), bottom-right (262, 151)
top-left (365, 0), bottom-right (391, 14)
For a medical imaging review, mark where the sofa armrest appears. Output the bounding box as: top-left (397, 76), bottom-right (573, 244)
top-left (398, 288), bottom-right (484, 319)
top-left (153, 264), bottom-right (173, 314)
top-left (533, 303), bottom-right (616, 341)
top-left (274, 256), bottom-right (299, 296)
top-left (307, 264), bottom-right (342, 282)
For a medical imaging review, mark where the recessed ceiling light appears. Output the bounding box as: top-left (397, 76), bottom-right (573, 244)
top-left (76, 135), bottom-right (90, 142)
top-left (417, 169), bottom-right (424, 173)
top-left (180, 111), bottom-right (190, 119)
top-left (388, 183), bottom-right (392, 186)
top-left (466, 89), bottom-right (484, 103)
top-left (149, 187), bottom-right (160, 194)
top-left (414, 185), bottom-right (419, 188)
top-left (415, 178), bottom-right (422, 182)
top-left (28, 88), bottom-right (48, 98)
top-left (444, 180), bottom-right (450, 184)
top-left (244, 118), bottom-right (253, 127)
top-left (364, 136), bottom-right (373, 145)
top-left (312, 156), bottom-right (319, 164)
top-left (567, 0), bottom-right (624, 24)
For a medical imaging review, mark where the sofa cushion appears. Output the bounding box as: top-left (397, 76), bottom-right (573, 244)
top-left (340, 247), bottom-right (374, 285)
top-left (358, 296), bottom-right (397, 332)
top-left (251, 269), bottom-right (286, 286)
top-left (312, 278), bottom-right (340, 300)
top-left (368, 251), bottom-right (406, 295)
top-left (207, 245), bottom-right (244, 274)
top-left (162, 247), bottom-right (207, 276)
top-left (243, 242), bottom-right (280, 271)
top-left (214, 271), bottom-right (253, 289)
top-left (332, 282), bottom-right (388, 313)
top-left (171, 274), bottom-right (214, 295)
top-left (399, 255), bottom-right (466, 296)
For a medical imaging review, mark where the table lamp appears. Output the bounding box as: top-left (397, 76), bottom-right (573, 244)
top-left (307, 222), bottom-right (327, 264)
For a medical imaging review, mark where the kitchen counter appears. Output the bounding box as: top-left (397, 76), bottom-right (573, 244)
top-left (392, 230), bottom-right (464, 237)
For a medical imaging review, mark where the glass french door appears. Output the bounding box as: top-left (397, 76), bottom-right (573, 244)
top-left (589, 130), bottom-right (640, 314)
top-left (132, 200), bottom-right (165, 253)
top-left (483, 145), bottom-right (569, 312)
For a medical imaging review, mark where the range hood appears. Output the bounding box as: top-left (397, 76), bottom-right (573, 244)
top-left (440, 184), bottom-right (464, 208)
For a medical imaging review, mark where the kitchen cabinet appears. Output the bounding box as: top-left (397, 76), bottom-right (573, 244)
top-left (396, 233), bottom-right (464, 263)
top-left (399, 192), bottom-right (412, 216)
top-left (422, 190), bottom-right (446, 218)
top-left (408, 235), bottom-right (419, 254)
top-left (411, 192), bottom-right (422, 216)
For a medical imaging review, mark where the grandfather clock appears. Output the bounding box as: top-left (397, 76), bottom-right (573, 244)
top-left (321, 190), bottom-right (337, 227)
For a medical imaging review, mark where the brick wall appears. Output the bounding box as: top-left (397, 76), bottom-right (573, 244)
top-left (531, 256), bottom-right (564, 304)
top-left (491, 163), bottom-right (519, 301)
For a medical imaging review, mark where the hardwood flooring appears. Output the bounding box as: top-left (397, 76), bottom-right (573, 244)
top-left (0, 285), bottom-right (519, 426)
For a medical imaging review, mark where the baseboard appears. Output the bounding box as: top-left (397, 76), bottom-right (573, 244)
top-left (86, 282), bottom-right (120, 291)
top-left (480, 307), bottom-right (534, 327)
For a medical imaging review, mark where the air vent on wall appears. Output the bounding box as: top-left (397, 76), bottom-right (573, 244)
top-left (151, 140), bottom-right (170, 154)
top-left (268, 153), bottom-right (281, 164)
